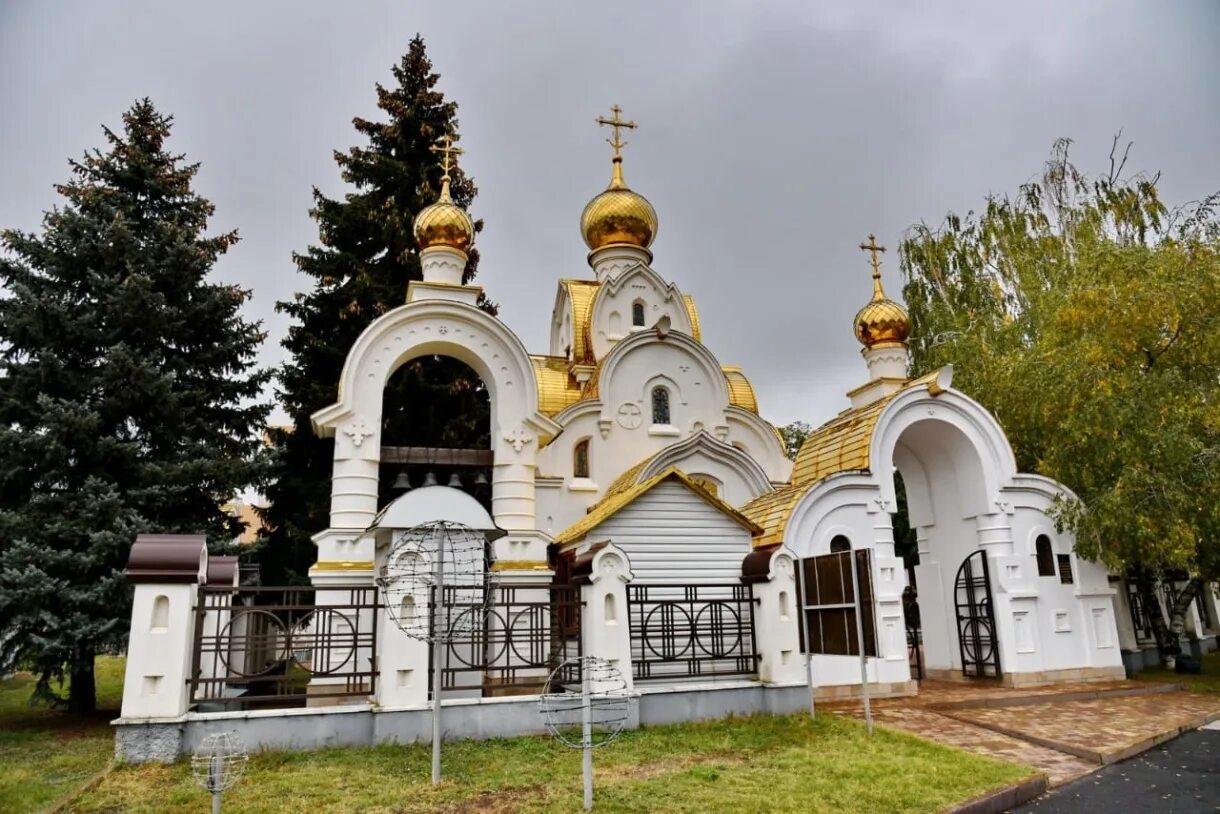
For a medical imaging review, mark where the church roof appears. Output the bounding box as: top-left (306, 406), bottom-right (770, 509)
top-left (741, 368), bottom-right (949, 548)
top-left (529, 355), bottom-right (584, 417)
top-left (553, 466), bottom-right (763, 546)
top-left (722, 366), bottom-right (758, 414)
top-left (560, 278), bottom-right (600, 366)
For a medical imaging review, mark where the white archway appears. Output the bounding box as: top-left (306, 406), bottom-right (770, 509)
top-left (312, 300), bottom-right (560, 532)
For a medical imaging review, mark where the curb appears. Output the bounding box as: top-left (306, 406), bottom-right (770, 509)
top-left (46, 761), bottom-right (114, 814)
top-left (941, 774), bottom-right (1048, 814)
top-left (927, 682), bottom-right (1183, 712)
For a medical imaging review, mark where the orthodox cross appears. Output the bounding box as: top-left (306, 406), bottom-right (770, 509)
top-left (859, 233), bottom-right (886, 279)
top-left (596, 104), bottom-right (637, 160)
top-left (430, 133), bottom-right (463, 180)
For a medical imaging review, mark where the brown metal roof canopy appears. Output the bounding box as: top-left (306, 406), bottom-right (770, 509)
top-left (126, 534), bottom-right (207, 584)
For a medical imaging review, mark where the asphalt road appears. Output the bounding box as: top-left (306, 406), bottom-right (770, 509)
top-left (1012, 725), bottom-right (1220, 813)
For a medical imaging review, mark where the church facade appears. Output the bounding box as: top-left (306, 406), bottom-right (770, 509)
top-left (307, 109), bottom-right (1123, 688)
top-left (114, 110), bottom-right (1124, 761)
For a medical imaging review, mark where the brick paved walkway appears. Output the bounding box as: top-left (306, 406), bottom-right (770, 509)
top-left (825, 679), bottom-right (1220, 787)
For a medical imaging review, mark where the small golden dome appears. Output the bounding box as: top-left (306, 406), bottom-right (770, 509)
top-left (414, 178), bottom-right (474, 254)
top-left (580, 159), bottom-right (657, 251)
top-left (853, 235), bottom-right (910, 349)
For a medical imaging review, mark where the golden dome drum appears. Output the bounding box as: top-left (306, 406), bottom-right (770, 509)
top-left (854, 296), bottom-right (911, 349)
top-left (413, 188), bottom-right (474, 254)
top-left (580, 164), bottom-right (657, 251)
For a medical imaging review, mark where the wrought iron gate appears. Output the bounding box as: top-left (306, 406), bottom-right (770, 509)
top-left (954, 551), bottom-right (1001, 679)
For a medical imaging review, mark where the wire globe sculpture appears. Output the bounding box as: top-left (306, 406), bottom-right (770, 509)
top-left (377, 520), bottom-right (496, 643)
top-left (539, 656), bottom-right (631, 749)
top-left (190, 731), bottom-right (249, 794)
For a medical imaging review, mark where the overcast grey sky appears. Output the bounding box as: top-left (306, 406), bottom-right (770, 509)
top-left (2, 1), bottom-right (1218, 428)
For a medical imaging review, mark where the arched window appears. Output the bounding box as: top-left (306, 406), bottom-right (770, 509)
top-left (573, 439), bottom-right (590, 479)
top-left (632, 301), bottom-right (646, 327)
top-left (651, 386), bottom-right (670, 425)
top-left (830, 535), bottom-right (851, 553)
top-left (1035, 535), bottom-right (1056, 577)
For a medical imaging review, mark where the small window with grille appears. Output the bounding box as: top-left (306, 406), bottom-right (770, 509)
top-left (1057, 554), bottom-right (1074, 585)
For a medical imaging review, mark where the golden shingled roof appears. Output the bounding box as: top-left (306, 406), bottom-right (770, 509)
top-left (683, 294), bottom-right (701, 342)
top-left (560, 279), bottom-right (600, 366)
top-left (722, 366), bottom-right (759, 414)
top-left (741, 368), bottom-right (947, 548)
top-left (553, 466), bottom-right (763, 546)
top-left (529, 355), bottom-right (584, 417)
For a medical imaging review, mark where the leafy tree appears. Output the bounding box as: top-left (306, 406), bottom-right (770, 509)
top-left (779, 421), bottom-right (812, 461)
top-left (0, 100), bottom-right (270, 711)
top-left (901, 138), bottom-right (1220, 659)
top-left (261, 36), bottom-right (492, 585)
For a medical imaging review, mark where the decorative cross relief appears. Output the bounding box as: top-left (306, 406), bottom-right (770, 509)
top-left (343, 419), bottom-right (374, 448)
top-left (616, 402), bottom-right (642, 430)
top-left (504, 426), bottom-right (534, 453)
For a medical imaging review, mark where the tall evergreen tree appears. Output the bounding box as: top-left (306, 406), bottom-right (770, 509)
top-left (262, 37), bottom-right (492, 585)
top-left (0, 100), bottom-right (271, 712)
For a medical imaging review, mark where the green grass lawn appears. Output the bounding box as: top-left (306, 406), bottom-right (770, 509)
top-left (1135, 652), bottom-right (1220, 694)
top-left (0, 656), bottom-right (123, 813)
top-left (2, 657), bottom-right (1036, 814)
top-left (71, 711), bottom-right (1033, 814)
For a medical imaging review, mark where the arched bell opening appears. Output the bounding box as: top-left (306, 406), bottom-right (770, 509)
top-left (378, 354), bottom-right (492, 513)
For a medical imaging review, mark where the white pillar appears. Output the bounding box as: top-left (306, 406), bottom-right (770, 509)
top-left (376, 589), bottom-right (431, 708)
top-left (579, 544), bottom-right (635, 692)
top-left (121, 535), bottom-right (208, 720)
top-left (749, 549), bottom-right (805, 685)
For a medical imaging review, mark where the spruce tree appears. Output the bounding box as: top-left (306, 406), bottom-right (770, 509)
top-left (262, 36), bottom-right (491, 585)
top-left (0, 100), bottom-right (270, 712)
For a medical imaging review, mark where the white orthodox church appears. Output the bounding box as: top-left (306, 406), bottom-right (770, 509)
top-left (114, 110), bottom-right (1126, 761)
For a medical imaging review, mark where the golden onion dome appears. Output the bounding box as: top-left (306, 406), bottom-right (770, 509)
top-left (580, 158), bottom-right (657, 251)
top-left (413, 176), bottom-right (474, 254)
top-left (853, 244), bottom-right (911, 349)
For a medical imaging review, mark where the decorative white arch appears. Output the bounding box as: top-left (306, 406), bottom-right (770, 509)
top-left (594, 328), bottom-right (731, 425)
top-left (311, 299), bottom-right (560, 531)
top-left (632, 430), bottom-right (773, 501)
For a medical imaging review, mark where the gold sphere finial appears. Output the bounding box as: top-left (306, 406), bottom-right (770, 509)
top-left (580, 104), bottom-right (657, 252)
top-left (853, 234), bottom-right (911, 349)
top-left (413, 132), bottom-right (474, 254)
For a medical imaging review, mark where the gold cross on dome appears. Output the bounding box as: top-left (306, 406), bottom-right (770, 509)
top-left (859, 233), bottom-right (887, 278)
top-left (596, 104), bottom-right (637, 160)
top-left (430, 133), bottom-right (463, 179)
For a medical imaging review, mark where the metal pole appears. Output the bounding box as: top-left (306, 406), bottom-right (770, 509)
top-left (793, 554), bottom-right (815, 720)
top-left (212, 791), bottom-right (222, 814)
top-left (848, 550), bottom-right (872, 736)
top-left (582, 662), bottom-right (594, 810)
top-left (431, 527), bottom-right (446, 784)
top-left (210, 753), bottom-right (222, 813)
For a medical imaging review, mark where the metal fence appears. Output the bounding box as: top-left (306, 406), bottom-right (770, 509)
top-left (626, 583), bottom-right (757, 681)
top-left (189, 585), bottom-right (379, 710)
top-left (439, 582), bottom-right (583, 696)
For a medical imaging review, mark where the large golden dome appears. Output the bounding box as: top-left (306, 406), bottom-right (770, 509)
top-left (853, 236), bottom-right (911, 349)
top-left (580, 159), bottom-right (657, 251)
top-left (414, 178), bottom-right (474, 254)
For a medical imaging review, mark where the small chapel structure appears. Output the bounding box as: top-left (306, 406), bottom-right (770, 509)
top-left (114, 107), bottom-right (1125, 761)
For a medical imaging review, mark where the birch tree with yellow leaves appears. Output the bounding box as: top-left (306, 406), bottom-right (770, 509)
top-left (901, 138), bottom-right (1220, 661)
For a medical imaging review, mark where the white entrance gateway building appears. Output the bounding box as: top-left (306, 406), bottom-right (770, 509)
top-left (115, 109), bottom-right (1123, 761)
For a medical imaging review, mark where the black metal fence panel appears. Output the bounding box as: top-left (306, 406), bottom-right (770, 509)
top-left (189, 585), bottom-right (379, 711)
top-left (626, 583), bottom-right (758, 681)
top-left (438, 582), bottom-right (583, 696)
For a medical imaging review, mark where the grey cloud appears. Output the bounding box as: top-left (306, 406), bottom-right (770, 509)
top-left (2, 0), bottom-right (1217, 427)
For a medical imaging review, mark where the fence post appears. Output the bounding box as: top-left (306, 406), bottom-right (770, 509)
top-left (121, 534), bottom-right (209, 720)
top-left (376, 581), bottom-right (431, 709)
top-left (743, 547), bottom-right (805, 685)
top-left (575, 543), bottom-right (634, 692)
